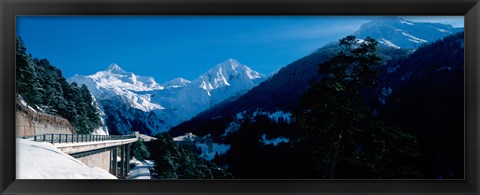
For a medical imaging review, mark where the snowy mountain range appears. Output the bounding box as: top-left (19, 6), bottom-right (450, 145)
top-left (354, 17), bottom-right (463, 49)
top-left (69, 59), bottom-right (266, 135)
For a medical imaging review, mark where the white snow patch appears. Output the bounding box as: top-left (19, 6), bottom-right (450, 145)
top-left (251, 110), bottom-right (292, 124)
top-left (437, 28), bottom-right (452, 33)
top-left (436, 66), bottom-right (453, 71)
top-left (236, 111), bottom-right (247, 120)
top-left (379, 39), bottom-right (401, 49)
top-left (260, 134), bottom-right (289, 146)
top-left (196, 143), bottom-right (231, 161)
top-left (400, 31), bottom-right (428, 43)
top-left (400, 19), bottom-right (414, 25)
top-left (17, 95), bottom-right (37, 112)
top-left (268, 111), bottom-right (292, 123)
top-left (173, 132), bottom-right (202, 142)
top-left (16, 139), bottom-right (117, 179)
top-left (223, 121), bottom-right (241, 136)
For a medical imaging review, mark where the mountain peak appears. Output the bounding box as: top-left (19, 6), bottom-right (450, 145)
top-left (205, 59), bottom-right (264, 79)
top-left (106, 63), bottom-right (127, 74)
top-left (217, 58), bottom-right (241, 69)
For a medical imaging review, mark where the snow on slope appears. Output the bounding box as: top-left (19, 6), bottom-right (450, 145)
top-left (163, 77), bottom-right (191, 89)
top-left (354, 17), bottom-right (463, 49)
top-left (69, 59), bottom-right (266, 135)
top-left (16, 139), bottom-right (117, 179)
top-left (70, 64), bottom-right (164, 112)
top-left (196, 142), bottom-right (231, 161)
top-left (260, 134), bottom-right (289, 146)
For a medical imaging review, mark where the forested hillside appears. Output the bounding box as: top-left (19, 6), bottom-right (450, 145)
top-left (16, 37), bottom-right (101, 134)
top-left (382, 32), bottom-right (465, 179)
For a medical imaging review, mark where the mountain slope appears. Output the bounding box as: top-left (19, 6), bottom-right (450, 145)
top-left (381, 32), bottom-right (464, 179)
top-left (170, 17), bottom-right (463, 138)
top-left (354, 17), bottom-right (463, 49)
top-left (170, 43), bottom-right (410, 137)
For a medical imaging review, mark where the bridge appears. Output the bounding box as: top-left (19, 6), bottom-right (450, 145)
top-left (15, 98), bottom-right (151, 178)
top-left (15, 97), bottom-right (149, 179)
top-left (20, 133), bottom-right (139, 178)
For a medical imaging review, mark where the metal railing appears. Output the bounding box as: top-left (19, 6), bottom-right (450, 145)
top-left (20, 133), bottom-right (136, 144)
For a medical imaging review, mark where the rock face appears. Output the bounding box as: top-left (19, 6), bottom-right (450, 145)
top-left (69, 59), bottom-right (266, 135)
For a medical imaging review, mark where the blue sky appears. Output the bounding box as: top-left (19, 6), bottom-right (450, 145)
top-left (16, 16), bottom-right (463, 83)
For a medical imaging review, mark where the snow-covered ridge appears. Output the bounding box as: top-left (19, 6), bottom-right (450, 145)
top-left (196, 59), bottom-right (265, 95)
top-left (79, 63), bottom-right (164, 92)
top-left (163, 77), bottom-right (191, 89)
top-left (354, 17), bottom-right (463, 49)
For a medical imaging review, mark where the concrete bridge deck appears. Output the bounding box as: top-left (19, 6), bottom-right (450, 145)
top-left (53, 137), bottom-right (138, 154)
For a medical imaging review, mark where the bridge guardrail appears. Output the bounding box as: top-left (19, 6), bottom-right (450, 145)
top-left (19, 133), bottom-right (136, 144)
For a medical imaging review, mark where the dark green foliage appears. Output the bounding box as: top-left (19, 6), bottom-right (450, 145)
top-left (16, 37), bottom-right (41, 105)
top-left (131, 139), bottom-right (150, 161)
top-left (16, 36), bottom-right (101, 134)
top-left (149, 133), bottom-right (233, 179)
top-left (383, 32), bottom-right (464, 179)
top-left (293, 35), bottom-right (421, 179)
top-left (225, 115), bottom-right (306, 178)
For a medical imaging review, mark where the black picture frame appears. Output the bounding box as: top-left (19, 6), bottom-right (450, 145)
top-left (1, 0), bottom-right (479, 194)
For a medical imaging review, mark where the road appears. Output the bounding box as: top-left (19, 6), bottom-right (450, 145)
top-left (126, 159), bottom-right (155, 179)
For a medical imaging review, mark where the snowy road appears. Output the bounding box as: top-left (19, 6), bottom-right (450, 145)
top-left (126, 159), bottom-right (155, 179)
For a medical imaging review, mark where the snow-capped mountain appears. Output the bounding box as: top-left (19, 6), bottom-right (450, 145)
top-left (354, 16), bottom-right (463, 49)
top-left (70, 64), bottom-right (164, 112)
top-left (166, 59), bottom-right (266, 121)
top-left (69, 59), bottom-right (266, 135)
top-left (191, 59), bottom-right (265, 104)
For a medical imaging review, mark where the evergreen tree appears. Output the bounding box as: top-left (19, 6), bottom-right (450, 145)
top-left (131, 139), bottom-right (150, 161)
top-left (149, 133), bottom-right (233, 179)
top-left (293, 35), bottom-right (421, 179)
top-left (16, 37), bottom-right (40, 105)
top-left (16, 36), bottom-right (102, 134)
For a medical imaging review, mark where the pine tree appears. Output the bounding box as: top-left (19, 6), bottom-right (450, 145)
top-left (16, 37), bottom-right (41, 105)
top-left (16, 37), bottom-right (102, 134)
top-left (293, 35), bottom-right (421, 179)
top-left (150, 133), bottom-right (232, 179)
top-left (131, 139), bottom-right (150, 161)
